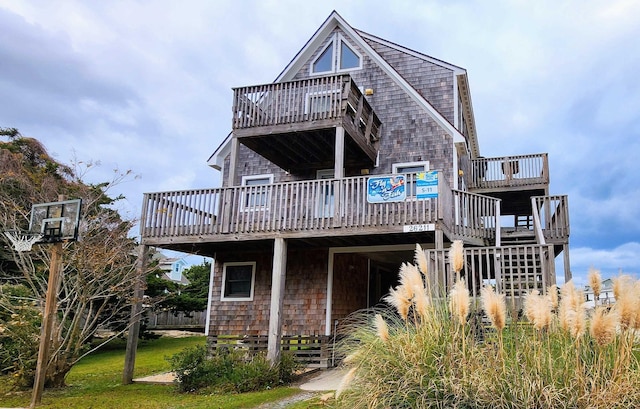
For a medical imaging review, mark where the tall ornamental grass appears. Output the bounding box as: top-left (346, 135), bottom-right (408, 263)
top-left (335, 242), bottom-right (640, 408)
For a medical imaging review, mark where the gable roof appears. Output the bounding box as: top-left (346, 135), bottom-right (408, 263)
top-left (209, 10), bottom-right (480, 169)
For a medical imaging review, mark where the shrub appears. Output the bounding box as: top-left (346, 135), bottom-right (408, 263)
top-left (334, 242), bottom-right (640, 409)
top-left (0, 284), bottom-right (41, 388)
top-left (168, 344), bottom-right (300, 393)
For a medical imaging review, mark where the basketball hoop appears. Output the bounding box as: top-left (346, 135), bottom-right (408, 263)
top-left (3, 231), bottom-right (44, 252)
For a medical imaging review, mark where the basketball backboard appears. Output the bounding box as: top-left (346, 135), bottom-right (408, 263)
top-left (29, 198), bottom-right (82, 242)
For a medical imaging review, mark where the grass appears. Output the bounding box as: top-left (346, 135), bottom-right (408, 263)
top-left (0, 335), bottom-right (303, 408)
top-left (333, 243), bottom-right (640, 408)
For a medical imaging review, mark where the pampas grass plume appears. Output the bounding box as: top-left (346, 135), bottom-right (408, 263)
top-left (384, 285), bottom-right (411, 321)
top-left (413, 284), bottom-right (430, 320)
top-left (449, 279), bottom-right (470, 326)
top-left (374, 313), bottom-right (389, 342)
top-left (415, 243), bottom-right (429, 276)
top-left (547, 284), bottom-right (559, 310)
top-left (590, 306), bottom-right (618, 346)
top-left (613, 275), bottom-right (638, 330)
top-left (525, 290), bottom-right (552, 330)
top-left (449, 240), bottom-right (464, 274)
top-left (482, 285), bottom-right (506, 331)
top-left (398, 262), bottom-right (424, 299)
top-left (588, 267), bottom-right (602, 301)
top-left (335, 367), bottom-right (357, 399)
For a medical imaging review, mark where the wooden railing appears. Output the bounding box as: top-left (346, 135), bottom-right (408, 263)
top-left (232, 74), bottom-right (381, 142)
top-left (425, 244), bottom-right (556, 310)
top-left (532, 195), bottom-right (569, 243)
top-left (209, 334), bottom-right (331, 368)
top-left (140, 175), bottom-right (501, 241)
top-left (449, 189), bottom-right (500, 241)
top-left (467, 153), bottom-right (549, 190)
top-left (145, 310), bottom-right (206, 330)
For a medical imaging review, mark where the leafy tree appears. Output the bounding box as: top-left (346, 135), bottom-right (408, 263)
top-left (0, 132), bottom-right (141, 388)
top-left (146, 261), bottom-right (210, 316)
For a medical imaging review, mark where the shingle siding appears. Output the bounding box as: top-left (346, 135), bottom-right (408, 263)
top-left (224, 26), bottom-right (457, 187)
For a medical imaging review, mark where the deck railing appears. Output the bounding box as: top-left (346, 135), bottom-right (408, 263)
top-left (532, 195), bottom-right (570, 243)
top-left (467, 153), bottom-right (549, 190)
top-left (232, 74), bottom-right (381, 142)
top-left (425, 244), bottom-right (556, 310)
top-left (140, 174), bottom-right (500, 241)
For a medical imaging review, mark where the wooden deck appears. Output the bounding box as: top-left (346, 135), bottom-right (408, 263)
top-left (232, 74), bottom-right (382, 172)
top-left (140, 175), bottom-right (502, 246)
top-left (467, 153), bottom-right (549, 193)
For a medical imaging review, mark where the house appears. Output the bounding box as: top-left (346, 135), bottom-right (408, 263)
top-left (137, 11), bottom-right (570, 366)
top-left (152, 252), bottom-right (190, 285)
top-left (584, 278), bottom-right (615, 309)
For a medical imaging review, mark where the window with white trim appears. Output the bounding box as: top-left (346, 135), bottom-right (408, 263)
top-left (393, 161), bottom-right (430, 197)
top-left (316, 169), bottom-right (335, 218)
top-left (312, 42), bottom-right (334, 74)
top-left (241, 174), bottom-right (273, 210)
top-left (221, 262), bottom-right (256, 301)
top-left (310, 34), bottom-right (362, 75)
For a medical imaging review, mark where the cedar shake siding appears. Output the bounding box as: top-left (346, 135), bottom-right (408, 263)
top-left (138, 12), bottom-right (571, 367)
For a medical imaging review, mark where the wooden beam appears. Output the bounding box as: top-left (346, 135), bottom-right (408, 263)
top-left (122, 245), bottom-right (148, 385)
top-left (227, 135), bottom-right (239, 187)
top-left (30, 242), bottom-right (63, 408)
top-left (267, 238), bottom-right (287, 364)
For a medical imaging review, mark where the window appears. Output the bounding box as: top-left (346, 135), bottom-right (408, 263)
top-left (241, 174), bottom-right (273, 210)
top-left (312, 43), bottom-right (334, 73)
top-left (393, 161), bottom-right (429, 196)
top-left (316, 169), bottom-right (335, 218)
top-left (311, 34), bottom-right (361, 74)
top-left (339, 41), bottom-right (360, 70)
top-left (305, 90), bottom-right (339, 115)
top-left (221, 262), bottom-right (256, 301)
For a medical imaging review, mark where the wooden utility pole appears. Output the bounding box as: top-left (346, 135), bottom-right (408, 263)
top-left (30, 242), bottom-right (63, 408)
top-left (123, 245), bottom-right (148, 384)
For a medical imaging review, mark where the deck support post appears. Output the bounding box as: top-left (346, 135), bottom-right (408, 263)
top-left (267, 237), bottom-right (287, 365)
top-left (333, 126), bottom-right (345, 222)
top-left (227, 135), bottom-right (240, 187)
top-left (123, 244), bottom-right (148, 385)
top-left (563, 243), bottom-right (571, 283)
top-left (435, 230), bottom-right (444, 249)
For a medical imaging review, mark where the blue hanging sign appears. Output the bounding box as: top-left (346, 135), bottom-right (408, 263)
top-left (416, 171), bottom-right (438, 199)
top-left (367, 175), bottom-right (407, 203)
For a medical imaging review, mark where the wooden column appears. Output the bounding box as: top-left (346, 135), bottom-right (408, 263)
top-left (267, 238), bottom-right (287, 364)
top-left (333, 126), bottom-right (345, 223)
top-left (227, 135), bottom-right (240, 187)
top-left (325, 250), bottom-right (334, 336)
top-left (122, 245), bottom-right (148, 384)
top-left (30, 242), bottom-right (63, 408)
top-left (563, 243), bottom-right (572, 283)
top-left (435, 230), bottom-right (444, 249)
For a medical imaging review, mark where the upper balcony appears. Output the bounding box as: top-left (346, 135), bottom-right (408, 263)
top-left (232, 74), bottom-right (382, 173)
top-left (466, 153), bottom-right (549, 215)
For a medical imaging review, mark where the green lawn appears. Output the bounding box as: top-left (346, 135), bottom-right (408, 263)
top-left (0, 335), bottom-right (308, 409)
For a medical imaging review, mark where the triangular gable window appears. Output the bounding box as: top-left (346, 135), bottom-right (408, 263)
top-left (311, 34), bottom-right (362, 75)
top-left (312, 43), bottom-right (334, 74)
top-left (340, 41), bottom-right (360, 70)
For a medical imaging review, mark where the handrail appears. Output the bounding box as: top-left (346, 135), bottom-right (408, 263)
top-left (468, 153), bottom-right (549, 190)
top-left (531, 197), bottom-right (546, 245)
top-left (232, 74), bottom-right (382, 144)
top-left (532, 195), bottom-right (570, 242)
top-left (140, 175), bottom-right (499, 241)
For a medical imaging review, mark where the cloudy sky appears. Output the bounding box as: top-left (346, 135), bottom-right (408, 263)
top-left (1, 0), bottom-right (638, 284)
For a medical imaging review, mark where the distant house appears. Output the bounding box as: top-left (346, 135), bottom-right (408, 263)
top-left (137, 11), bottom-right (570, 366)
top-left (152, 252), bottom-right (189, 285)
top-left (584, 278), bottom-right (615, 309)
